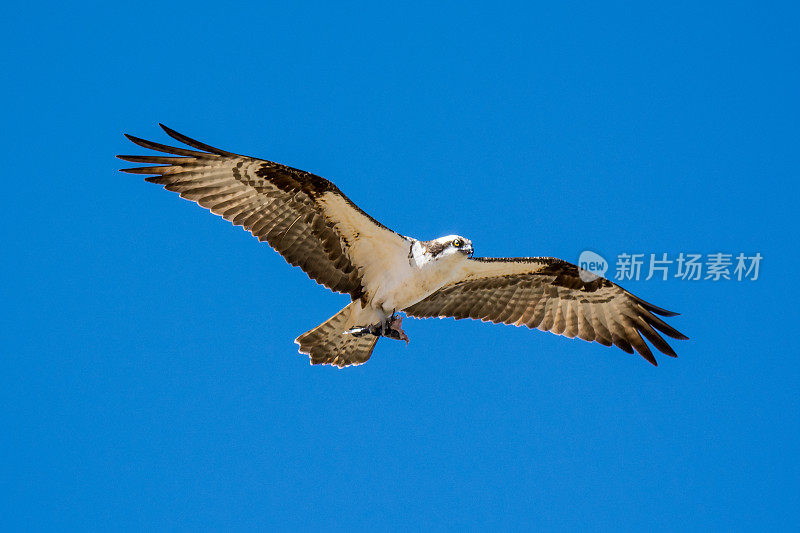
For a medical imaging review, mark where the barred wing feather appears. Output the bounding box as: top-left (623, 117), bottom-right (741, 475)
top-left (405, 257), bottom-right (688, 365)
top-left (118, 125), bottom-right (411, 302)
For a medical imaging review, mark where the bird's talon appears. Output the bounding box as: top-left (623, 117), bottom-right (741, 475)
top-left (386, 314), bottom-right (410, 344)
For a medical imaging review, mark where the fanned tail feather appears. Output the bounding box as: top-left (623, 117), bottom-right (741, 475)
top-left (295, 303), bottom-right (379, 367)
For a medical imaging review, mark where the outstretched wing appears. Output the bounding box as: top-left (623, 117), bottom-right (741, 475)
top-left (404, 257), bottom-right (688, 365)
top-left (118, 124), bottom-right (411, 302)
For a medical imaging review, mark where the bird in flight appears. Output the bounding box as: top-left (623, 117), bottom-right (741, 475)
top-left (119, 125), bottom-right (687, 368)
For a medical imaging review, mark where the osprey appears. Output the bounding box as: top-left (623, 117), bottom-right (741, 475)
top-left (119, 125), bottom-right (687, 367)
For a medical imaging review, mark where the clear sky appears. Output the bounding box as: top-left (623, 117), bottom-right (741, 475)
top-left (2, 1), bottom-right (798, 530)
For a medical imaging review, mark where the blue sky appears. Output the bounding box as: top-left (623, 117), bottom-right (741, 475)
top-left (2, 1), bottom-right (797, 530)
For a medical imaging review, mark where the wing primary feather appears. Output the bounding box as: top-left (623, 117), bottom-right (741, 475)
top-left (633, 333), bottom-right (658, 366)
top-left (119, 165), bottom-right (174, 175)
top-left (117, 155), bottom-right (194, 165)
top-left (159, 124), bottom-right (241, 157)
top-left (122, 133), bottom-right (209, 157)
top-left (637, 319), bottom-right (678, 358)
top-left (645, 311), bottom-right (690, 340)
top-left (612, 335), bottom-right (635, 354)
top-left (629, 293), bottom-right (680, 317)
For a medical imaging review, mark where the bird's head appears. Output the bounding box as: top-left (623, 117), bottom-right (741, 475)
top-left (423, 235), bottom-right (474, 259)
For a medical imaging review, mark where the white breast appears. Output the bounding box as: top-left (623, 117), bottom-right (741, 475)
top-left (369, 241), bottom-right (467, 313)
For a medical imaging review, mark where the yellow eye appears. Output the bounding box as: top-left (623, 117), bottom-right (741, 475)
top-left (453, 239), bottom-right (462, 248)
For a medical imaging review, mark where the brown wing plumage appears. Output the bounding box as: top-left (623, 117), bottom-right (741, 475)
top-left (118, 124), bottom-right (407, 301)
top-left (404, 257), bottom-right (687, 365)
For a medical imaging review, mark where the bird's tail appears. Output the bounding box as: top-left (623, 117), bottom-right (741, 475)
top-left (295, 302), bottom-right (379, 368)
